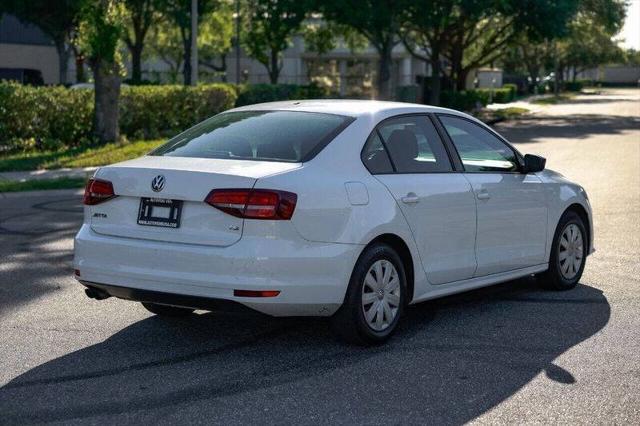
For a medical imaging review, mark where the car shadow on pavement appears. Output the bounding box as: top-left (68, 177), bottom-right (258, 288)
top-left (0, 278), bottom-right (610, 424)
top-left (0, 197), bottom-right (83, 314)
top-left (495, 114), bottom-right (640, 144)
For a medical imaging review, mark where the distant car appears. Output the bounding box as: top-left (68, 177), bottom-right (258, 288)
top-left (70, 82), bottom-right (129, 89)
top-left (0, 68), bottom-right (44, 86)
top-left (74, 100), bottom-right (594, 344)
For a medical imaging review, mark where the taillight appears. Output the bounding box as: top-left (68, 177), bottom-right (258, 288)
top-left (83, 178), bottom-right (116, 205)
top-left (205, 188), bottom-right (297, 220)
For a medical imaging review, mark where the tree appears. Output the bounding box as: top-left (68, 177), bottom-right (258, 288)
top-left (123, 0), bottom-right (160, 83)
top-left (0, 0), bottom-right (83, 85)
top-left (441, 0), bottom-right (583, 92)
top-left (148, 8), bottom-right (231, 82)
top-left (78, 0), bottom-right (124, 143)
top-left (399, 0), bottom-right (456, 105)
top-left (157, 0), bottom-right (216, 85)
top-left (148, 19), bottom-right (184, 82)
top-left (563, 17), bottom-right (624, 81)
top-left (198, 4), bottom-right (234, 78)
top-left (505, 0), bottom-right (626, 91)
top-left (562, 0), bottom-right (626, 81)
top-left (320, 0), bottom-right (407, 100)
top-left (242, 0), bottom-right (310, 84)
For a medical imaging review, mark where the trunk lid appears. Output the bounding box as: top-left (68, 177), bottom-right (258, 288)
top-left (88, 156), bottom-right (300, 246)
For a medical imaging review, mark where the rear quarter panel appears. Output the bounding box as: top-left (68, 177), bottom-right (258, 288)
top-left (254, 116), bottom-right (431, 300)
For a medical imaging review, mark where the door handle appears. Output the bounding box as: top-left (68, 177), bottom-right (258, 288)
top-left (476, 190), bottom-right (490, 200)
top-left (401, 194), bottom-right (419, 204)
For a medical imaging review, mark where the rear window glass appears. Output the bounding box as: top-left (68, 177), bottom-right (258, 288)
top-left (150, 110), bottom-right (353, 162)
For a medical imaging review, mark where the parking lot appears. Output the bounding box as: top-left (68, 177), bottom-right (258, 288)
top-left (1, 89), bottom-right (639, 424)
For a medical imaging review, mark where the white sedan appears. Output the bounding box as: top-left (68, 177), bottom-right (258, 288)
top-left (74, 100), bottom-right (594, 344)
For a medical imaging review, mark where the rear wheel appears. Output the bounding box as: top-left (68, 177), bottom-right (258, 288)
top-left (539, 211), bottom-right (587, 290)
top-left (142, 302), bottom-right (194, 317)
top-left (330, 243), bottom-right (407, 345)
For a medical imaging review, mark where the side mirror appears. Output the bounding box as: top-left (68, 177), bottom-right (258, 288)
top-left (523, 154), bottom-right (546, 173)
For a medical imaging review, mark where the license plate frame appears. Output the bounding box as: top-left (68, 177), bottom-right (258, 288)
top-left (137, 197), bottom-right (183, 228)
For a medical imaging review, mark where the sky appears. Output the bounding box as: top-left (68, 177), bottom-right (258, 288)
top-left (618, 0), bottom-right (640, 50)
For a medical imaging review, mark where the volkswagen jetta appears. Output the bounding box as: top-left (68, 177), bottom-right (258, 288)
top-left (74, 100), bottom-right (594, 344)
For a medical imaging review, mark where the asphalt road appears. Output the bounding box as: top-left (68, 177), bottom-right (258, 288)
top-left (1, 89), bottom-right (639, 425)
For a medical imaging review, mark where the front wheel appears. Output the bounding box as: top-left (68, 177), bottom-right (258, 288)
top-left (539, 211), bottom-right (587, 290)
top-left (330, 243), bottom-right (407, 345)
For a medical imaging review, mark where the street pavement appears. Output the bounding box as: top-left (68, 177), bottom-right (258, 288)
top-left (0, 89), bottom-right (638, 425)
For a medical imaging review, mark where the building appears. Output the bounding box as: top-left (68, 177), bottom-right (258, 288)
top-left (0, 14), bottom-right (75, 85)
top-left (1, 13), bottom-right (510, 100)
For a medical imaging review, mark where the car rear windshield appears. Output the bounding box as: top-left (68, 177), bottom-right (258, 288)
top-left (150, 110), bottom-right (354, 162)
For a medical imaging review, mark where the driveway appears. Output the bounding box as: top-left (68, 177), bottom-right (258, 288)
top-left (0, 89), bottom-right (639, 424)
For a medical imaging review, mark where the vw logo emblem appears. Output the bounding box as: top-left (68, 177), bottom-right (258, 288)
top-left (151, 175), bottom-right (165, 192)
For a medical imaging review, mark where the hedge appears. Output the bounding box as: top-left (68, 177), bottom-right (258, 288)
top-left (502, 83), bottom-right (518, 99)
top-left (0, 82), bottom-right (93, 152)
top-left (0, 81), bottom-right (237, 152)
top-left (235, 83), bottom-right (330, 107)
top-left (564, 81), bottom-right (584, 92)
top-left (441, 90), bottom-right (490, 111)
top-left (0, 81), bottom-right (337, 153)
top-left (120, 84), bottom-right (236, 139)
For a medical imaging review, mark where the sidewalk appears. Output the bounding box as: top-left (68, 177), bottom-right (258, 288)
top-left (0, 167), bottom-right (98, 182)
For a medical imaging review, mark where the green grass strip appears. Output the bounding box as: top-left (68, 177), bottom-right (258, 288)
top-left (0, 177), bottom-right (87, 193)
top-left (0, 139), bottom-right (164, 172)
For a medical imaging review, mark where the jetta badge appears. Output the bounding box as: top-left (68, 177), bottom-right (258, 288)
top-left (151, 175), bottom-right (165, 192)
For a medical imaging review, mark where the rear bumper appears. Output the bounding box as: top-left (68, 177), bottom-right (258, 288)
top-left (73, 224), bottom-right (362, 316)
top-left (80, 281), bottom-right (260, 314)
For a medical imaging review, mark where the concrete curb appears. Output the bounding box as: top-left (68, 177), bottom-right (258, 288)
top-left (0, 167), bottom-right (98, 183)
top-left (0, 188), bottom-right (84, 199)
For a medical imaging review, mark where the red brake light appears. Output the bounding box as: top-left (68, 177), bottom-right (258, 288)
top-left (83, 178), bottom-right (116, 205)
top-left (205, 189), bottom-right (297, 220)
top-left (234, 289), bottom-right (280, 298)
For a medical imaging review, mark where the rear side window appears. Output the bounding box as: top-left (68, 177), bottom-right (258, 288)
top-left (362, 132), bottom-right (394, 174)
top-left (151, 111), bottom-right (353, 162)
top-left (377, 116), bottom-right (452, 173)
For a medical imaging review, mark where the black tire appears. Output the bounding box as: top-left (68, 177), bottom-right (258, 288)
top-left (330, 243), bottom-right (407, 345)
top-left (539, 210), bottom-right (587, 291)
top-left (142, 302), bottom-right (195, 317)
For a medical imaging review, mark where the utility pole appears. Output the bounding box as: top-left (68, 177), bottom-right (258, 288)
top-left (190, 0), bottom-right (198, 86)
top-left (235, 0), bottom-right (241, 84)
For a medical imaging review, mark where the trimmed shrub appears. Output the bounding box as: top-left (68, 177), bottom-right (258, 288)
top-left (441, 90), bottom-right (490, 111)
top-left (475, 88), bottom-right (514, 104)
top-left (0, 82), bottom-right (237, 152)
top-left (502, 83), bottom-right (518, 99)
top-left (0, 81), bottom-right (93, 152)
top-left (396, 85), bottom-right (420, 103)
top-left (235, 83), bottom-right (330, 107)
top-left (564, 81), bottom-right (584, 92)
top-left (119, 84), bottom-right (237, 139)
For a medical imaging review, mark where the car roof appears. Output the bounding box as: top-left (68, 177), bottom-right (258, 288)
top-left (227, 99), bottom-right (464, 118)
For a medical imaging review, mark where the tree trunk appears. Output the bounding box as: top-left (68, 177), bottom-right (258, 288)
top-left (269, 49), bottom-right (280, 84)
top-left (456, 68), bottom-right (470, 92)
top-left (183, 34), bottom-right (192, 85)
top-left (92, 61), bottom-right (121, 143)
top-left (130, 43), bottom-right (143, 83)
top-left (75, 54), bottom-right (86, 83)
top-left (448, 41), bottom-right (464, 92)
top-left (376, 42), bottom-right (393, 100)
top-left (429, 54), bottom-right (441, 105)
top-left (54, 39), bottom-right (69, 85)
